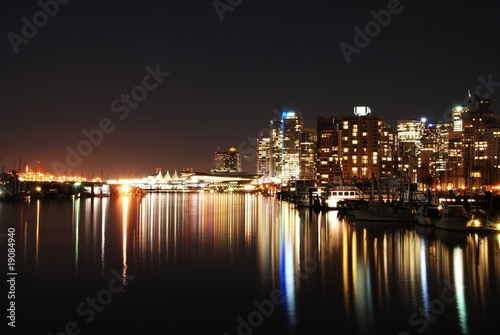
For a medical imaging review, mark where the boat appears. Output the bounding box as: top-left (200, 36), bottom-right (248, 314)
top-left (295, 186), bottom-right (327, 208)
top-left (434, 205), bottom-right (473, 231)
top-left (337, 199), bottom-right (369, 217)
top-left (415, 203), bottom-right (440, 226)
top-left (352, 201), bottom-right (417, 223)
top-left (434, 204), bottom-right (500, 233)
top-left (324, 185), bottom-right (365, 209)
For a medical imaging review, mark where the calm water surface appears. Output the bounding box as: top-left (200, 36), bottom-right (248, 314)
top-left (2, 192), bottom-right (500, 334)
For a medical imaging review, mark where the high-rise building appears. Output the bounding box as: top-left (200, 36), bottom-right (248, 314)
top-left (299, 128), bottom-right (317, 181)
top-left (316, 116), bottom-right (342, 185)
top-left (424, 94), bottom-right (500, 189)
top-left (397, 119), bottom-right (426, 143)
top-left (419, 122), bottom-right (439, 188)
top-left (379, 124), bottom-right (397, 177)
top-left (337, 108), bottom-right (385, 182)
top-left (211, 147), bottom-right (241, 173)
top-left (397, 119), bottom-right (426, 184)
top-left (256, 135), bottom-right (271, 176)
top-left (281, 111), bottom-right (302, 181)
top-left (452, 105), bottom-right (467, 132)
top-left (433, 121), bottom-right (451, 186)
top-left (269, 119), bottom-right (282, 178)
top-left (268, 110), bottom-right (303, 181)
top-left (316, 107), bottom-right (392, 184)
top-left (462, 95), bottom-right (500, 186)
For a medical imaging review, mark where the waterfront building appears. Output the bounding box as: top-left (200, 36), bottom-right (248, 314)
top-left (269, 119), bottom-right (282, 179)
top-left (299, 127), bottom-right (317, 181)
top-left (316, 116), bottom-right (342, 186)
top-left (462, 95), bottom-right (500, 187)
top-left (268, 110), bottom-right (303, 182)
top-left (379, 123), bottom-right (397, 177)
top-left (397, 119), bottom-right (426, 185)
top-left (337, 107), bottom-right (386, 183)
top-left (315, 107), bottom-right (394, 186)
top-left (281, 111), bottom-right (303, 181)
top-left (211, 147), bottom-right (241, 173)
top-left (256, 135), bottom-right (271, 177)
top-left (418, 122), bottom-right (439, 188)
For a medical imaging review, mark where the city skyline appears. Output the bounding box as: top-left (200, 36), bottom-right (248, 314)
top-left (2, 0), bottom-right (500, 177)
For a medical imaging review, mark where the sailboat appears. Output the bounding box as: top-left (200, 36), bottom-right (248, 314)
top-left (415, 203), bottom-right (440, 226)
top-left (353, 201), bottom-right (417, 223)
top-left (434, 205), bottom-right (472, 231)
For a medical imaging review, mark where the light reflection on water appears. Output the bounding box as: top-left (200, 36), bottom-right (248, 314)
top-left (2, 193), bottom-right (500, 334)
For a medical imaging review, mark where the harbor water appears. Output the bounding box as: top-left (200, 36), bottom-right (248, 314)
top-left (2, 192), bottom-right (500, 334)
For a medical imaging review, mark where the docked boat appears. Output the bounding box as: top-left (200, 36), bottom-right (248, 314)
top-left (295, 186), bottom-right (327, 208)
top-left (324, 185), bottom-right (364, 209)
top-left (435, 205), bottom-right (500, 233)
top-left (415, 203), bottom-right (440, 226)
top-left (353, 201), bottom-right (417, 223)
top-left (434, 205), bottom-right (473, 231)
top-left (337, 199), bottom-right (369, 218)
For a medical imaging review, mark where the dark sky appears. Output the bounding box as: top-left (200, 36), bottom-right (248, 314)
top-left (2, 0), bottom-right (500, 178)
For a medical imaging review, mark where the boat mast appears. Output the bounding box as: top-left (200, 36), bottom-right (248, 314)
top-left (370, 173), bottom-right (374, 200)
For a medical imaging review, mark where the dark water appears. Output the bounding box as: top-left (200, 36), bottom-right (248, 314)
top-left (1, 192), bottom-right (500, 334)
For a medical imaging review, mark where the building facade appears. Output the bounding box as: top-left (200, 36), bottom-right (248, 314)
top-left (267, 110), bottom-right (303, 181)
top-left (299, 127), bottom-right (317, 181)
top-left (316, 116), bottom-right (343, 186)
top-left (256, 135), bottom-right (271, 177)
top-left (212, 147), bottom-right (241, 173)
top-left (338, 108), bottom-right (385, 183)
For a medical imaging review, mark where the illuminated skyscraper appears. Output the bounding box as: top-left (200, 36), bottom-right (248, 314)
top-left (338, 108), bottom-right (385, 182)
top-left (268, 110), bottom-right (303, 181)
top-left (281, 111), bottom-right (303, 181)
top-left (316, 107), bottom-right (392, 184)
top-left (316, 116), bottom-right (342, 185)
top-left (211, 147), bottom-right (241, 173)
top-left (452, 105), bottom-right (467, 132)
top-left (397, 119), bottom-right (426, 184)
top-left (379, 124), bottom-right (397, 177)
top-left (462, 95), bottom-right (500, 186)
top-left (299, 127), bottom-right (317, 181)
top-left (269, 119), bottom-right (282, 178)
top-left (256, 135), bottom-right (271, 176)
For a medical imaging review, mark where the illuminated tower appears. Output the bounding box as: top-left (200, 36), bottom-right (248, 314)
top-left (212, 147), bottom-right (241, 173)
top-left (269, 110), bottom-right (303, 181)
top-left (281, 110), bottom-right (303, 181)
top-left (256, 135), bottom-right (271, 176)
top-left (299, 127), bottom-right (317, 181)
top-left (269, 119), bottom-right (282, 178)
top-left (397, 119), bottom-right (426, 185)
top-left (462, 95), bottom-right (498, 187)
top-left (316, 116), bottom-right (342, 186)
top-left (338, 107), bottom-right (384, 182)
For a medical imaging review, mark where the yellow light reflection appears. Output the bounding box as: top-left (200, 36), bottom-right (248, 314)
top-left (343, 225), bottom-right (350, 320)
top-left (420, 239), bottom-right (430, 317)
top-left (383, 233), bottom-right (389, 302)
top-left (122, 196), bottom-right (129, 285)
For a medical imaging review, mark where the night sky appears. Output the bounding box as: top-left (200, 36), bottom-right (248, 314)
top-left (2, 0), bottom-right (500, 178)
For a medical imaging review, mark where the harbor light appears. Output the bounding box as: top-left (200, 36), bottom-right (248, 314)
top-left (119, 184), bottom-right (132, 196)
